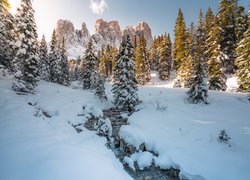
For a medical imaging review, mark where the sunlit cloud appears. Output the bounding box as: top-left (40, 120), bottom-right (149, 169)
top-left (90, 0), bottom-right (108, 15)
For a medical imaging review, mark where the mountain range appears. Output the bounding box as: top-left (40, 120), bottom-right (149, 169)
top-left (54, 19), bottom-right (153, 59)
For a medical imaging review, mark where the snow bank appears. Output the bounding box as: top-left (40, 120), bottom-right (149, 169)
top-left (0, 79), bottom-right (131, 180)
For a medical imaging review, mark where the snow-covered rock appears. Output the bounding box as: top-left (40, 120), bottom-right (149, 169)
top-left (131, 151), bottom-right (154, 170)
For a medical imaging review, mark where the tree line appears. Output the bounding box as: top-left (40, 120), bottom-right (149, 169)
top-left (0, 0), bottom-right (249, 107)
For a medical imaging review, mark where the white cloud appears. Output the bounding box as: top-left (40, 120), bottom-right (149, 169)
top-left (90, 0), bottom-right (108, 15)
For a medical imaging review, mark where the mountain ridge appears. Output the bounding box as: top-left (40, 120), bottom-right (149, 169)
top-left (54, 19), bottom-right (153, 59)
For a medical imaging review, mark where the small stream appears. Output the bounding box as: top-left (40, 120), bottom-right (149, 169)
top-left (83, 108), bottom-right (181, 180)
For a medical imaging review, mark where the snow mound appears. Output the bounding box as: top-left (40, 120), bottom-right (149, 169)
top-left (226, 75), bottom-right (239, 92)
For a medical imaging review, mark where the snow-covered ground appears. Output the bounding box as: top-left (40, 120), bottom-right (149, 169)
top-left (0, 71), bottom-right (249, 180)
top-left (0, 77), bottom-right (131, 180)
top-left (120, 72), bottom-right (250, 180)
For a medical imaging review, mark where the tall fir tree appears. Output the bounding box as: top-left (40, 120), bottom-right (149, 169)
top-left (187, 10), bottom-right (208, 104)
top-left (135, 33), bottom-right (151, 85)
top-left (206, 17), bottom-right (227, 91)
top-left (204, 7), bottom-right (215, 69)
top-left (95, 74), bottom-right (107, 101)
top-left (39, 35), bottom-right (50, 81)
top-left (158, 34), bottom-right (172, 80)
top-left (173, 8), bottom-right (188, 72)
top-left (235, 14), bottom-right (250, 92)
top-left (58, 37), bottom-right (70, 86)
top-left (4, 12), bottom-right (15, 71)
top-left (81, 39), bottom-right (98, 89)
top-left (149, 36), bottom-right (160, 71)
top-left (0, 0), bottom-right (11, 69)
top-left (194, 10), bottom-right (206, 68)
top-left (187, 60), bottom-right (208, 104)
top-left (12, 0), bottom-right (39, 93)
top-left (48, 29), bottom-right (61, 83)
top-left (204, 8), bottom-right (214, 41)
top-left (177, 22), bottom-right (195, 87)
top-left (112, 35), bottom-right (139, 112)
top-left (0, 1), bottom-right (7, 67)
top-left (235, 5), bottom-right (248, 43)
top-left (217, 0), bottom-right (237, 74)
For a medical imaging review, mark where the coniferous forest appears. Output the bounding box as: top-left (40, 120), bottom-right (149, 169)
top-left (1, 0), bottom-right (249, 104)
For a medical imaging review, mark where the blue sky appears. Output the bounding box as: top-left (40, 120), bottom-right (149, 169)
top-left (9, 0), bottom-right (249, 40)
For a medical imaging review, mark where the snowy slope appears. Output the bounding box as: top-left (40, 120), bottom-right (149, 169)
top-left (119, 73), bottom-right (250, 180)
top-left (1, 71), bottom-right (249, 180)
top-left (0, 78), bottom-right (131, 180)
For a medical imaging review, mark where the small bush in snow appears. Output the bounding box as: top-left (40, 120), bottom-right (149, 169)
top-left (95, 74), bottom-right (107, 101)
top-left (173, 77), bottom-right (181, 88)
top-left (156, 102), bottom-right (167, 112)
top-left (218, 130), bottom-right (231, 147)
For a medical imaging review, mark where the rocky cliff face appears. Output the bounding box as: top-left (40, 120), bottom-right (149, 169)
top-left (94, 19), bottom-right (122, 48)
top-left (123, 22), bottom-right (153, 49)
top-left (54, 19), bottom-right (153, 59)
top-left (55, 19), bottom-right (90, 59)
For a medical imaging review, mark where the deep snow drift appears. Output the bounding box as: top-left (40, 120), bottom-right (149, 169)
top-left (0, 71), bottom-right (249, 180)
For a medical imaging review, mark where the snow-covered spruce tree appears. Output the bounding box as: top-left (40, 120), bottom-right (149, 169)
top-left (135, 33), bottom-right (151, 85)
top-left (0, 2), bottom-right (7, 67)
top-left (187, 10), bottom-right (208, 104)
top-left (194, 10), bottom-right (206, 73)
top-left (39, 35), bottom-right (50, 81)
top-left (206, 17), bottom-right (227, 91)
top-left (235, 16), bottom-right (250, 92)
top-left (235, 5), bottom-right (248, 44)
top-left (187, 60), bottom-right (208, 104)
top-left (112, 35), bottom-right (139, 112)
top-left (57, 37), bottom-right (70, 86)
top-left (95, 74), bottom-right (107, 101)
top-left (0, 0), bottom-right (12, 69)
top-left (81, 39), bottom-right (98, 90)
top-left (204, 7), bottom-right (215, 72)
top-left (217, 0), bottom-right (237, 74)
top-left (158, 34), bottom-right (172, 80)
top-left (4, 12), bottom-right (16, 71)
top-left (177, 22), bottom-right (195, 87)
top-left (12, 0), bottom-right (39, 93)
top-left (173, 8), bottom-right (188, 72)
top-left (48, 29), bottom-right (61, 83)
